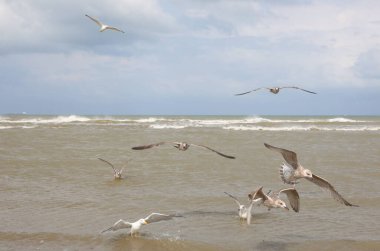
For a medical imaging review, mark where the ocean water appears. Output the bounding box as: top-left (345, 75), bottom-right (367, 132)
top-left (1, 115), bottom-right (380, 251)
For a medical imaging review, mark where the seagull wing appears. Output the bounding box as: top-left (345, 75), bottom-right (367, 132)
top-left (144, 213), bottom-right (172, 224)
top-left (85, 14), bottom-right (102, 27)
top-left (307, 174), bottom-right (358, 207)
top-left (107, 26), bottom-right (125, 33)
top-left (280, 86), bottom-right (317, 94)
top-left (234, 88), bottom-right (263, 96)
top-left (132, 142), bottom-right (167, 150)
top-left (98, 158), bottom-right (117, 174)
top-left (247, 199), bottom-right (256, 225)
top-left (191, 144), bottom-right (236, 159)
top-left (101, 219), bottom-right (132, 233)
top-left (224, 192), bottom-right (242, 207)
top-left (264, 143), bottom-right (299, 169)
top-left (248, 186), bottom-right (268, 202)
top-left (278, 188), bottom-right (300, 212)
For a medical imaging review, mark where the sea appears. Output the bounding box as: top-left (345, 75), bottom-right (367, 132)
top-left (1, 115), bottom-right (380, 251)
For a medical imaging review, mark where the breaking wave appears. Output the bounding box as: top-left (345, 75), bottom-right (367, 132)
top-left (0, 115), bottom-right (378, 131)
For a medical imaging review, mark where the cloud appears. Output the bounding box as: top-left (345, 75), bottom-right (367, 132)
top-left (0, 0), bottom-right (379, 115)
top-left (353, 48), bottom-right (380, 81)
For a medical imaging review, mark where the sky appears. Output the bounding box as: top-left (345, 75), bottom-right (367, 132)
top-left (0, 0), bottom-right (379, 115)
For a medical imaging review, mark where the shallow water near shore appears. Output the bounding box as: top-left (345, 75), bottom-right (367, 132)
top-left (1, 115), bottom-right (380, 250)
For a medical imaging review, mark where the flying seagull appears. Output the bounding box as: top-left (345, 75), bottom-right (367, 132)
top-left (132, 141), bottom-right (235, 159)
top-left (264, 143), bottom-right (358, 207)
top-left (98, 158), bottom-right (124, 179)
top-left (85, 14), bottom-right (125, 33)
top-left (101, 213), bottom-right (178, 236)
top-left (224, 192), bottom-right (262, 224)
top-left (235, 86), bottom-right (316, 96)
top-left (249, 186), bottom-right (300, 212)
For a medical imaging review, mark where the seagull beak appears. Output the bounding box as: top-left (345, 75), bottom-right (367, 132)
top-left (284, 206), bottom-right (289, 211)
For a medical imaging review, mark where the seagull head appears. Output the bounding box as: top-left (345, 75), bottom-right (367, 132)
top-left (303, 168), bottom-right (313, 178)
top-left (181, 142), bottom-right (190, 150)
top-left (139, 219), bottom-right (148, 225)
top-left (239, 205), bottom-right (245, 211)
top-left (275, 199), bottom-right (289, 210)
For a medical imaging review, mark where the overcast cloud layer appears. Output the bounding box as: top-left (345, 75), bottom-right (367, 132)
top-left (1, 0), bottom-right (379, 115)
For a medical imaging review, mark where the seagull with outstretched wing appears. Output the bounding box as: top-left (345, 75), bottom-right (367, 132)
top-left (249, 186), bottom-right (300, 212)
top-left (132, 141), bottom-right (235, 159)
top-left (224, 192), bottom-right (262, 224)
top-left (85, 14), bottom-right (125, 33)
top-left (235, 86), bottom-right (316, 95)
top-left (264, 143), bottom-right (358, 207)
top-left (97, 158), bottom-right (124, 179)
top-left (101, 213), bottom-right (179, 236)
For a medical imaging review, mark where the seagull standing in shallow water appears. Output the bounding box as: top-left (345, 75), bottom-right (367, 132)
top-left (264, 143), bottom-right (358, 207)
top-left (235, 86), bottom-right (316, 96)
top-left (132, 141), bottom-right (235, 159)
top-left (224, 192), bottom-right (262, 224)
top-left (85, 14), bottom-right (125, 33)
top-left (97, 158), bottom-right (124, 179)
top-left (101, 213), bottom-right (178, 236)
top-left (249, 186), bottom-right (300, 212)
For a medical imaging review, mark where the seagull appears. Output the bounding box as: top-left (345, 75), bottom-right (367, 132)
top-left (224, 192), bottom-right (262, 224)
top-left (235, 86), bottom-right (316, 96)
top-left (101, 213), bottom-right (178, 236)
top-left (85, 14), bottom-right (125, 33)
top-left (249, 186), bottom-right (300, 212)
top-left (98, 158), bottom-right (124, 179)
top-left (132, 141), bottom-right (235, 159)
top-left (264, 143), bottom-right (358, 207)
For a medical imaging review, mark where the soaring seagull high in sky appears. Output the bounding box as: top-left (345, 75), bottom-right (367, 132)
top-left (85, 14), bottom-right (125, 33)
top-left (132, 141), bottom-right (235, 159)
top-left (235, 86), bottom-right (316, 96)
top-left (264, 143), bottom-right (358, 207)
top-left (102, 213), bottom-right (178, 236)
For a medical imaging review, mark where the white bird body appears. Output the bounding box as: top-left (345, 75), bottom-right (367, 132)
top-left (85, 14), bottom-right (125, 33)
top-left (102, 213), bottom-right (176, 236)
top-left (224, 192), bottom-right (261, 224)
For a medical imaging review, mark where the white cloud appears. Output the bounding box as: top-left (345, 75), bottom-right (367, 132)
top-left (0, 0), bottom-right (379, 115)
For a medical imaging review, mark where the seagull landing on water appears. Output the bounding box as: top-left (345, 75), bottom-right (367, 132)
top-left (97, 158), bottom-right (124, 179)
top-left (85, 14), bottom-right (125, 33)
top-left (249, 186), bottom-right (300, 212)
top-left (132, 141), bottom-right (235, 159)
top-left (224, 192), bottom-right (262, 224)
top-left (264, 143), bottom-right (358, 207)
top-left (235, 86), bottom-right (316, 96)
top-left (101, 213), bottom-right (179, 236)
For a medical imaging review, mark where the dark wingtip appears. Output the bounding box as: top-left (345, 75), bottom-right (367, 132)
top-left (348, 203), bottom-right (359, 207)
top-left (234, 91), bottom-right (250, 96)
top-left (132, 146), bottom-right (144, 150)
top-left (264, 143), bottom-right (270, 148)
